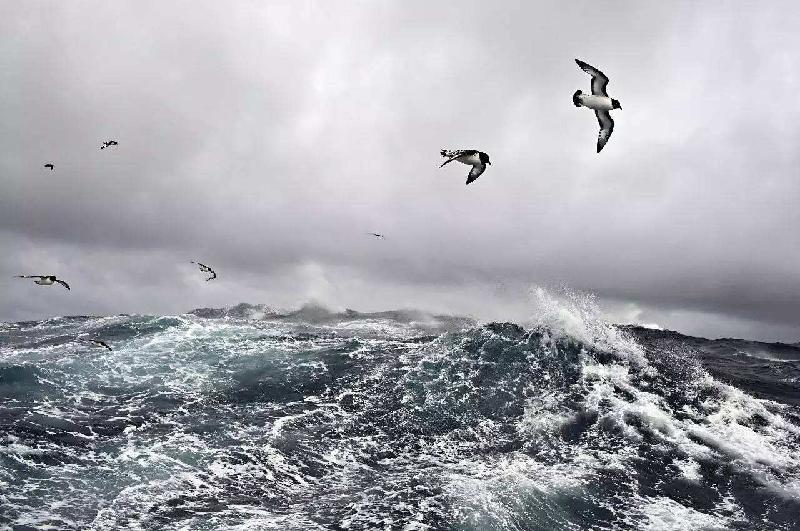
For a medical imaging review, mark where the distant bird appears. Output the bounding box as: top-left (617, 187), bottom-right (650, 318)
top-left (573, 59), bottom-right (621, 153)
top-left (14, 275), bottom-right (70, 290)
top-left (439, 149), bottom-right (491, 185)
top-left (100, 140), bottom-right (118, 150)
top-left (44, 163), bottom-right (54, 171)
top-left (368, 232), bottom-right (385, 240)
top-left (191, 261), bottom-right (217, 281)
top-left (82, 338), bottom-right (112, 351)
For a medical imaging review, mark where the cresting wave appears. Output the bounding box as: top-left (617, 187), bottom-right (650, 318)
top-left (1, 296), bottom-right (798, 530)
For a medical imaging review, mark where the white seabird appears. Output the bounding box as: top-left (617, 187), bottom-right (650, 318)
top-left (439, 149), bottom-right (492, 185)
top-left (15, 275), bottom-right (70, 290)
top-left (573, 59), bottom-right (622, 153)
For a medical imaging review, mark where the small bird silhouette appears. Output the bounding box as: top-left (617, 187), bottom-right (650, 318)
top-left (81, 338), bottom-right (112, 351)
top-left (100, 140), bottom-right (119, 150)
top-left (44, 163), bottom-right (54, 170)
top-left (191, 261), bottom-right (217, 281)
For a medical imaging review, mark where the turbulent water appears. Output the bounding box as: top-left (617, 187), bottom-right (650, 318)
top-left (1, 299), bottom-right (799, 530)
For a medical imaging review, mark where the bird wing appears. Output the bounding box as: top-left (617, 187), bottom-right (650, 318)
top-left (576, 59), bottom-right (609, 97)
top-left (98, 341), bottom-right (112, 351)
top-left (466, 163), bottom-right (487, 185)
top-left (54, 279), bottom-right (71, 290)
top-left (16, 275), bottom-right (44, 279)
top-left (595, 110), bottom-right (614, 153)
top-left (440, 149), bottom-right (473, 167)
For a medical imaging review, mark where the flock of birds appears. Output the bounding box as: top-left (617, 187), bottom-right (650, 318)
top-left (14, 59), bottom-right (622, 351)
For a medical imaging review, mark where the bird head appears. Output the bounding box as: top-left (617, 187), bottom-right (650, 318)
top-left (480, 152), bottom-right (491, 165)
top-left (612, 99), bottom-right (622, 110)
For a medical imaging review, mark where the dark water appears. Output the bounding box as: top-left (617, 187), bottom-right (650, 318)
top-left (1, 302), bottom-right (798, 530)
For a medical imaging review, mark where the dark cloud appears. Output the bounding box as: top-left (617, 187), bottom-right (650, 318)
top-left (2, 1), bottom-right (799, 341)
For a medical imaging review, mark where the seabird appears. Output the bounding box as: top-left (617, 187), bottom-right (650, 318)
top-left (82, 338), bottom-right (112, 351)
top-left (15, 275), bottom-right (70, 290)
top-left (100, 140), bottom-right (119, 150)
top-left (573, 59), bottom-right (622, 153)
top-left (439, 149), bottom-right (491, 185)
top-left (368, 232), bottom-right (385, 239)
top-left (191, 261), bottom-right (217, 281)
top-left (44, 163), bottom-right (54, 171)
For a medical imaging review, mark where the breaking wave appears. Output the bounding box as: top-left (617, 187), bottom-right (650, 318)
top-left (1, 295), bottom-right (798, 530)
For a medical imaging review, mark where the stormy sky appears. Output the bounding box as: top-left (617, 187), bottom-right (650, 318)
top-left (2, 1), bottom-right (799, 341)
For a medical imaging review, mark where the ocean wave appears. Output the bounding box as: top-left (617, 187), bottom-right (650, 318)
top-left (1, 296), bottom-right (798, 530)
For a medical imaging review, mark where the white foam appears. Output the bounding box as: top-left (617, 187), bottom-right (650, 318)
top-left (634, 496), bottom-right (729, 530)
top-left (530, 286), bottom-right (648, 367)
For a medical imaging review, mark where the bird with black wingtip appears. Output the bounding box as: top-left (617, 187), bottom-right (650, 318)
top-left (573, 59), bottom-right (622, 153)
top-left (439, 149), bottom-right (491, 185)
top-left (81, 338), bottom-right (112, 351)
top-left (15, 275), bottom-right (70, 290)
top-left (191, 261), bottom-right (217, 281)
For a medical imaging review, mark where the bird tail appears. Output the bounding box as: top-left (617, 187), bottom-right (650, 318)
top-left (573, 90), bottom-right (583, 107)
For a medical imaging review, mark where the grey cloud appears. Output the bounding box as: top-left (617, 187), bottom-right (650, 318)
top-left (1, 1), bottom-right (799, 342)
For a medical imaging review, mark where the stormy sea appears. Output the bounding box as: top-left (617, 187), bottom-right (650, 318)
top-left (1, 296), bottom-right (799, 530)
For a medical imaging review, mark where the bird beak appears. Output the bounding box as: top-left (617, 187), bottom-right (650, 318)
top-left (488, 161), bottom-right (492, 165)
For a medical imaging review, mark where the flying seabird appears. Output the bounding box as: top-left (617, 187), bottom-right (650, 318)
top-left (82, 338), bottom-right (112, 351)
top-left (44, 163), bottom-right (54, 171)
top-left (368, 232), bottom-right (385, 240)
top-left (100, 140), bottom-right (119, 150)
top-left (15, 275), bottom-right (70, 290)
top-left (191, 261), bottom-right (217, 281)
top-left (439, 149), bottom-right (491, 185)
top-left (573, 59), bottom-right (622, 153)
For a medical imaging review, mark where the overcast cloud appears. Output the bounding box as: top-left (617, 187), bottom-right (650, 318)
top-left (2, 1), bottom-right (799, 341)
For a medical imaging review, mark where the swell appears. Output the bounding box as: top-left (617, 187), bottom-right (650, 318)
top-left (0, 307), bottom-right (798, 530)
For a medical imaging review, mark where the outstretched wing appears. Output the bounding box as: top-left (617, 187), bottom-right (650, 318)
top-left (55, 279), bottom-right (71, 290)
top-left (15, 275), bottom-right (45, 279)
top-left (466, 163), bottom-right (486, 185)
top-left (439, 149), bottom-right (478, 168)
top-left (97, 340), bottom-right (112, 351)
top-left (576, 59), bottom-right (609, 97)
top-left (191, 261), bottom-right (211, 272)
top-left (595, 110), bottom-right (614, 153)
top-left (440, 149), bottom-right (464, 167)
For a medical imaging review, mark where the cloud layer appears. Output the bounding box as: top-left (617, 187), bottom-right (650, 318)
top-left (2, 1), bottom-right (799, 341)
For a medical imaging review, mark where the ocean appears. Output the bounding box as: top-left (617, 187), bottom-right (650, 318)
top-left (1, 299), bottom-right (799, 530)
